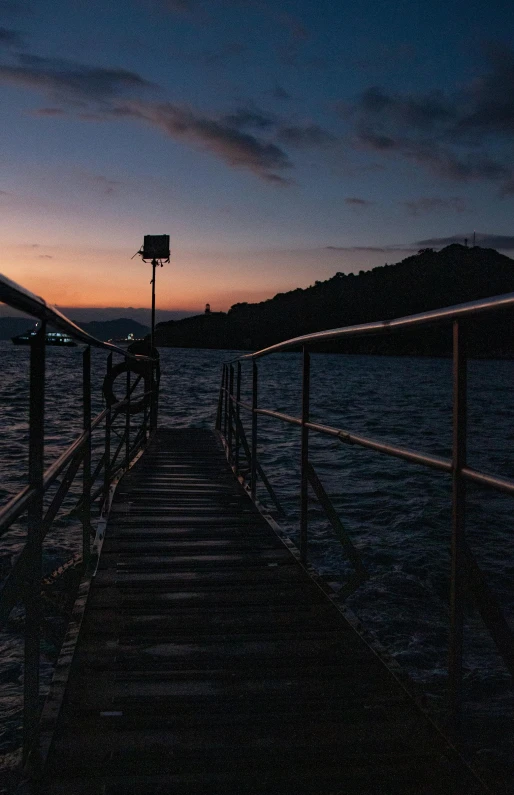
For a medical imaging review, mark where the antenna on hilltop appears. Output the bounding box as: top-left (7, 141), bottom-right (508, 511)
top-left (473, 230), bottom-right (476, 247)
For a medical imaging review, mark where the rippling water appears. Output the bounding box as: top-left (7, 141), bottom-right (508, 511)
top-left (1, 341), bottom-right (513, 770)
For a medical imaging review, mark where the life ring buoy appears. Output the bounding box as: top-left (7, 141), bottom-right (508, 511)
top-left (103, 358), bottom-right (153, 415)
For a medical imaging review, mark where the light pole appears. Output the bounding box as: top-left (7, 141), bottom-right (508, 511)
top-left (151, 257), bottom-right (157, 351)
top-left (136, 235), bottom-right (170, 347)
top-left (135, 235), bottom-right (170, 430)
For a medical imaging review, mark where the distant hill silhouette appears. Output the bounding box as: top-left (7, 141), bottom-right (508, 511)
top-left (77, 318), bottom-right (149, 341)
top-left (0, 317), bottom-right (149, 342)
top-left (154, 245), bottom-right (514, 357)
top-left (0, 317), bottom-right (35, 340)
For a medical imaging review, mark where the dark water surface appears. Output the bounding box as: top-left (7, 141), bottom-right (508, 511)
top-left (1, 341), bottom-right (513, 770)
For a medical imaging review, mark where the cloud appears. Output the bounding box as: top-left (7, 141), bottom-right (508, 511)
top-left (0, 53), bottom-right (155, 104)
top-left (326, 245), bottom-right (387, 252)
top-left (115, 101), bottom-right (293, 183)
top-left (80, 173), bottom-right (123, 196)
top-left (455, 42), bottom-right (514, 137)
top-left (224, 109), bottom-right (336, 150)
top-left (403, 197), bottom-right (468, 216)
top-left (345, 197), bottom-right (374, 210)
top-left (415, 233), bottom-right (514, 250)
top-left (357, 85), bottom-right (452, 130)
top-left (0, 25), bottom-right (23, 46)
top-left (30, 106), bottom-right (65, 116)
top-left (355, 125), bottom-right (513, 192)
top-left (0, 49), bottom-right (331, 183)
top-left (272, 84), bottom-right (291, 101)
top-left (38, 254), bottom-right (52, 259)
top-left (326, 233), bottom-right (514, 254)
top-left (346, 45), bottom-right (514, 194)
top-left (277, 123), bottom-right (336, 148)
top-left (223, 108), bottom-right (275, 130)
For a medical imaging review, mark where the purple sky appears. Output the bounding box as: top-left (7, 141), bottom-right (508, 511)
top-left (0, 0), bottom-right (513, 321)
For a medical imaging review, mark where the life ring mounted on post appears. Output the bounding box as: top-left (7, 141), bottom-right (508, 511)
top-left (103, 355), bottom-right (156, 415)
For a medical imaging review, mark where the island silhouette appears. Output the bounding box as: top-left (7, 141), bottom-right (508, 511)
top-left (154, 244), bottom-right (514, 357)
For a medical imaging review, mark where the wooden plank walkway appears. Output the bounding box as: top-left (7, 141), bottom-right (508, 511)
top-left (40, 428), bottom-right (488, 794)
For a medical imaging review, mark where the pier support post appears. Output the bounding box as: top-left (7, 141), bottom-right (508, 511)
top-left (300, 347), bottom-right (310, 565)
top-left (223, 365), bottom-right (229, 440)
top-left (103, 353), bottom-right (112, 512)
top-left (251, 361), bottom-right (258, 502)
top-left (125, 361), bottom-right (131, 469)
top-left (449, 319), bottom-right (467, 728)
top-left (215, 366), bottom-right (224, 431)
top-left (235, 362), bottom-right (241, 475)
top-left (23, 321), bottom-right (45, 763)
top-left (82, 345), bottom-right (91, 567)
top-left (228, 365), bottom-right (234, 462)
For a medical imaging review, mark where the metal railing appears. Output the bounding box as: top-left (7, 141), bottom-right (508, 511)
top-left (216, 291), bottom-right (514, 728)
top-left (0, 273), bottom-right (159, 763)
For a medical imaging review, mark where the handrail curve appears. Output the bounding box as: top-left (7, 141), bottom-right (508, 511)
top-left (0, 272), bottom-right (154, 361)
top-left (0, 276), bottom-right (160, 765)
top-left (235, 290), bottom-right (514, 360)
top-left (217, 292), bottom-right (514, 732)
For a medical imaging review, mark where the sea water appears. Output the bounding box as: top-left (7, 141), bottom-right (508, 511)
top-left (0, 341), bottom-right (513, 765)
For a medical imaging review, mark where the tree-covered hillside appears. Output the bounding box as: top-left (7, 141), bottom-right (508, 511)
top-left (154, 245), bottom-right (514, 356)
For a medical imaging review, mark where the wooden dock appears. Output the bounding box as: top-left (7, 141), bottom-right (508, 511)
top-left (39, 428), bottom-right (489, 794)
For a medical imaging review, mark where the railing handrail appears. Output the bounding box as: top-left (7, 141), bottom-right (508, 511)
top-left (217, 294), bottom-right (514, 731)
top-left (0, 272), bottom-right (153, 361)
top-left (234, 290), bottom-right (514, 360)
top-left (232, 402), bottom-right (514, 498)
top-left (0, 274), bottom-right (160, 768)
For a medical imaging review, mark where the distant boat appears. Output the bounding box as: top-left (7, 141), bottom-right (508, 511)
top-left (108, 333), bottom-right (146, 345)
top-left (11, 327), bottom-right (77, 347)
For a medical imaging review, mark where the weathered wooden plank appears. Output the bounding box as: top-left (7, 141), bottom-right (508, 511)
top-left (93, 566), bottom-right (309, 587)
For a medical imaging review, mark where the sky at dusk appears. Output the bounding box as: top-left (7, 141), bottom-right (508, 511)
top-left (1, 0), bottom-right (514, 320)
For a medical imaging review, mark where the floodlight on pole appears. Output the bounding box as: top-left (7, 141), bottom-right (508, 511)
top-left (133, 235), bottom-right (170, 350)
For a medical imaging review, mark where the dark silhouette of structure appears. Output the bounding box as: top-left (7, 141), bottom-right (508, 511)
top-left (154, 245), bottom-right (514, 356)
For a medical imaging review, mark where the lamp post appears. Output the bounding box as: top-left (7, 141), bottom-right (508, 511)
top-left (151, 257), bottom-right (157, 351)
top-left (136, 235), bottom-right (170, 347)
top-left (135, 235), bottom-right (170, 430)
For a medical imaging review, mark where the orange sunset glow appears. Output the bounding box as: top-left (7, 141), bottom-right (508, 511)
top-left (0, 240), bottom-right (401, 316)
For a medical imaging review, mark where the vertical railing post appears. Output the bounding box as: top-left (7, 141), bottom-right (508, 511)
top-left (251, 360), bottom-right (258, 502)
top-left (125, 360), bottom-right (131, 469)
top-left (23, 321), bottom-right (46, 762)
top-left (235, 362), bottom-right (241, 475)
top-left (155, 357), bottom-right (160, 430)
top-left (223, 365), bottom-right (229, 441)
top-left (449, 319), bottom-right (467, 728)
top-left (300, 346), bottom-right (310, 565)
top-left (215, 366), bottom-right (224, 431)
top-left (149, 354), bottom-right (158, 434)
top-left (103, 353), bottom-right (112, 512)
top-left (82, 345), bottom-right (91, 568)
top-left (142, 392), bottom-right (148, 444)
top-left (228, 365), bottom-right (234, 462)
top-left (149, 259), bottom-right (159, 432)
